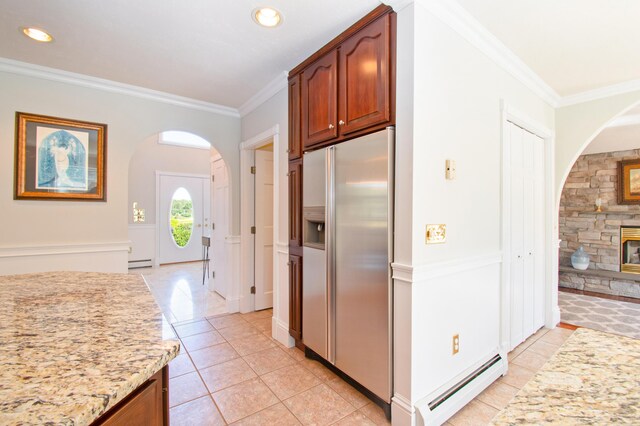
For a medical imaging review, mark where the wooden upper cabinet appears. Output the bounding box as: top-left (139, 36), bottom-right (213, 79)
top-left (338, 14), bottom-right (390, 135)
top-left (288, 76), bottom-right (302, 160)
top-left (301, 50), bottom-right (339, 149)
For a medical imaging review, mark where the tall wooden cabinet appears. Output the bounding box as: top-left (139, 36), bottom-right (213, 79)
top-left (288, 4), bottom-right (396, 346)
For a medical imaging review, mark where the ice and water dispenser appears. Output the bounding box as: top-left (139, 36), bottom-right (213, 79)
top-left (303, 206), bottom-right (325, 250)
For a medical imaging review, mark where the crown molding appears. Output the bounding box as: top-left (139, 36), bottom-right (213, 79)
top-left (238, 71), bottom-right (288, 117)
top-left (383, 0), bottom-right (414, 12)
top-left (558, 78), bottom-right (640, 107)
top-left (415, 0), bottom-right (561, 107)
top-left (0, 57), bottom-right (240, 118)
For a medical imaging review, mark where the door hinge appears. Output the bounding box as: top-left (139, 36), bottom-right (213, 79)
top-left (211, 175), bottom-right (215, 182)
top-left (212, 271), bottom-right (215, 278)
top-left (211, 223), bottom-right (215, 230)
top-left (250, 166), bottom-right (256, 174)
top-left (251, 226), bottom-right (256, 234)
top-left (250, 286), bottom-right (256, 294)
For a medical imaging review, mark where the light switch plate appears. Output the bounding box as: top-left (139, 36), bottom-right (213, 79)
top-left (445, 159), bottom-right (456, 180)
top-left (426, 224), bottom-right (446, 244)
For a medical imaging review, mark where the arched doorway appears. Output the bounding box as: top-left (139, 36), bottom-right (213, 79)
top-left (128, 130), bottom-right (232, 323)
top-left (557, 103), bottom-right (640, 339)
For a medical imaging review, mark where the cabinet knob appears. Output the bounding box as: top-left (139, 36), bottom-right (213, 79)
top-left (286, 149), bottom-right (291, 153)
top-left (328, 123), bottom-right (335, 129)
top-left (339, 120), bottom-right (345, 126)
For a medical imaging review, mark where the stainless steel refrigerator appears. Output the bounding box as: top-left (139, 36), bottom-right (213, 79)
top-left (302, 127), bottom-right (394, 407)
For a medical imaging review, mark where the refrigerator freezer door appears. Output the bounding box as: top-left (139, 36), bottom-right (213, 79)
top-left (302, 148), bottom-right (328, 359)
top-left (333, 129), bottom-right (393, 403)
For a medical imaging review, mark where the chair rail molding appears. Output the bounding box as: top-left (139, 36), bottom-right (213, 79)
top-left (0, 241), bottom-right (130, 258)
top-left (391, 252), bottom-right (503, 284)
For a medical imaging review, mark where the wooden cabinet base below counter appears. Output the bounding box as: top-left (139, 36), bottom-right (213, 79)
top-left (92, 366), bottom-right (168, 426)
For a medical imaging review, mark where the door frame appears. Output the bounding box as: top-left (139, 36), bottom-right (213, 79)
top-left (155, 171), bottom-right (210, 267)
top-left (500, 101), bottom-right (558, 356)
top-left (239, 125), bottom-right (282, 319)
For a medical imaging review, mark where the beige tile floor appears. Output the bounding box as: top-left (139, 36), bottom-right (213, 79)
top-left (141, 264), bottom-right (576, 425)
top-left (168, 310), bottom-right (391, 425)
top-left (132, 262), bottom-right (227, 323)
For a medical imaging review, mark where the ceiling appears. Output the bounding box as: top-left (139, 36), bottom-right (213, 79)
top-left (455, 0), bottom-right (640, 96)
top-left (584, 105), bottom-right (640, 154)
top-left (0, 0), bottom-right (379, 108)
top-left (0, 1), bottom-right (639, 109)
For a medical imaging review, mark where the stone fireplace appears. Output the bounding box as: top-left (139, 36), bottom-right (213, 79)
top-left (621, 226), bottom-right (640, 274)
top-left (559, 149), bottom-right (640, 299)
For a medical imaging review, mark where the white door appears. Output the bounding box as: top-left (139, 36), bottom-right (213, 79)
top-left (254, 149), bottom-right (274, 310)
top-left (509, 122), bottom-right (545, 349)
top-left (159, 174), bottom-right (210, 264)
top-left (211, 159), bottom-right (229, 297)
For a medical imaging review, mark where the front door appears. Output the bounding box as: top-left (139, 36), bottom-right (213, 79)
top-left (159, 174), bottom-right (210, 264)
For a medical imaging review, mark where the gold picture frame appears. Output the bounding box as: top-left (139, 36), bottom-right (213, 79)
top-left (14, 112), bottom-right (107, 201)
top-left (617, 159), bottom-right (640, 205)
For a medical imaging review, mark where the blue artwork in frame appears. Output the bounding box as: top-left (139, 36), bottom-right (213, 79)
top-left (14, 112), bottom-right (107, 201)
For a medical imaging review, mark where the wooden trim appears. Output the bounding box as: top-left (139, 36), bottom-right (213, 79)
top-left (289, 4), bottom-right (393, 76)
top-left (558, 322), bottom-right (579, 330)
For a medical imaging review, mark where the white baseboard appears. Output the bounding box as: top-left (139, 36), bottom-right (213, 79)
top-left (392, 393), bottom-right (416, 426)
top-left (226, 297), bottom-right (240, 313)
top-left (273, 317), bottom-right (295, 348)
top-left (548, 304), bottom-right (561, 328)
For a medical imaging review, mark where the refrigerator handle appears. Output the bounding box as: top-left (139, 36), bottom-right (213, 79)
top-left (326, 146), bottom-right (336, 365)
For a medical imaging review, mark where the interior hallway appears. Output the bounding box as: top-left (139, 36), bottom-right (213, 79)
top-left (133, 262), bottom-right (227, 323)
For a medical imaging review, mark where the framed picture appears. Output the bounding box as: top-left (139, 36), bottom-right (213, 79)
top-left (14, 112), bottom-right (107, 201)
top-left (618, 159), bottom-right (640, 204)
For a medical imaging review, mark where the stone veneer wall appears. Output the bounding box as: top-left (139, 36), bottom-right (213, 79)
top-left (559, 149), bottom-right (640, 298)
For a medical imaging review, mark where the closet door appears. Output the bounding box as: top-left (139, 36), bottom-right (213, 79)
top-left (532, 133), bottom-right (546, 331)
top-left (509, 123), bottom-right (526, 348)
top-left (522, 131), bottom-right (536, 339)
top-left (509, 122), bottom-right (546, 349)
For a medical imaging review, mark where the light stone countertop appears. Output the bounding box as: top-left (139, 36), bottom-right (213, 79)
top-left (0, 271), bottom-right (180, 426)
top-left (491, 327), bottom-right (640, 425)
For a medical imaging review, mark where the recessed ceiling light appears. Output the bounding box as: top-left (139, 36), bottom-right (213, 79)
top-left (21, 27), bottom-right (53, 42)
top-left (253, 7), bottom-right (282, 28)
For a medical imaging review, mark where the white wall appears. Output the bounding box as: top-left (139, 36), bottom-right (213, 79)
top-left (392, 2), bottom-right (555, 424)
top-left (127, 135), bottom-right (214, 264)
top-left (555, 90), bottom-right (640, 199)
top-left (240, 87), bottom-right (292, 345)
top-left (0, 70), bottom-right (240, 275)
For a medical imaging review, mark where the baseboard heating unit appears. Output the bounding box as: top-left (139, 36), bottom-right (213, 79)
top-left (128, 259), bottom-right (153, 269)
top-left (416, 354), bottom-right (506, 426)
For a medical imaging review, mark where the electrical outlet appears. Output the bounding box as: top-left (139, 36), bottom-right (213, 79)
top-left (452, 334), bottom-right (460, 355)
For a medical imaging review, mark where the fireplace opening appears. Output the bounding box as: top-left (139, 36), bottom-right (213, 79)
top-left (621, 226), bottom-right (640, 274)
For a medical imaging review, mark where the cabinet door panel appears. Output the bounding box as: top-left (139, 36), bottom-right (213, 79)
top-left (288, 160), bottom-right (302, 247)
top-left (289, 254), bottom-right (303, 340)
top-left (339, 14), bottom-right (390, 135)
top-left (288, 76), bottom-right (302, 160)
top-left (301, 50), bottom-right (339, 148)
